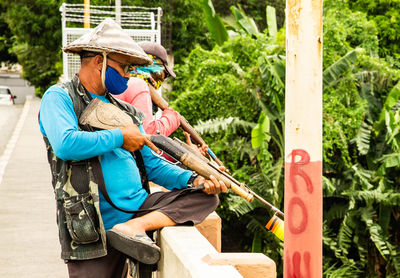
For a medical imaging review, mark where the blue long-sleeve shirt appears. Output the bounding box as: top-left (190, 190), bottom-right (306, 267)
top-left (39, 85), bottom-right (192, 230)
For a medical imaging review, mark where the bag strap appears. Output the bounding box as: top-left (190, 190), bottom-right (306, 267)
top-left (131, 150), bottom-right (150, 194)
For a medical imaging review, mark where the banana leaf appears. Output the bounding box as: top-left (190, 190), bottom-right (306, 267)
top-left (201, 0), bottom-right (229, 45)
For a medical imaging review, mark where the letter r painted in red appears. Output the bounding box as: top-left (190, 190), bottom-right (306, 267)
top-left (289, 149), bottom-right (313, 194)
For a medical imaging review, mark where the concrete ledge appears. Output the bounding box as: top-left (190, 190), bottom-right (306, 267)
top-left (195, 212), bottom-right (221, 252)
top-left (147, 186), bottom-right (276, 278)
top-left (202, 253), bottom-right (276, 278)
top-left (157, 226), bottom-right (242, 278)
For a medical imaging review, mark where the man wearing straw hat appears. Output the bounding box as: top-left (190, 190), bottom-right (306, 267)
top-left (39, 18), bottom-right (227, 278)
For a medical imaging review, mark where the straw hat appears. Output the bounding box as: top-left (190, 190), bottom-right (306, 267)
top-left (63, 18), bottom-right (152, 65)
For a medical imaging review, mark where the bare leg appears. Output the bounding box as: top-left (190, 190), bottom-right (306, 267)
top-left (112, 211), bottom-right (176, 237)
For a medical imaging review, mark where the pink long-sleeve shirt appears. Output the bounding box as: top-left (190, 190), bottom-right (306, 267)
top-left (114, 77), bottom-right (180, 136)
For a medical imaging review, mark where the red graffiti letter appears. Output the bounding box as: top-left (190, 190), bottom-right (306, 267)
top-left (290, 149), bottom-right (313, 193)
top-left (288, 197), bottom-right (308, 234)
top-left (285, 251), bottom-right (311, 278)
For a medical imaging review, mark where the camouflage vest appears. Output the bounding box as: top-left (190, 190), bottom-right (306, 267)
top-left (42, 75), bottom-right (145, 261)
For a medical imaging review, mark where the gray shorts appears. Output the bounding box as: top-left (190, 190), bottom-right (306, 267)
top-left (137, 187), bottom-right (219, 225)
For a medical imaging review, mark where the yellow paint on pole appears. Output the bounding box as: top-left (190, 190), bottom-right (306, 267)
top-left (284, 0), bottom-right (323, 277)
top-left (84, 0), bottom-right (90, 28)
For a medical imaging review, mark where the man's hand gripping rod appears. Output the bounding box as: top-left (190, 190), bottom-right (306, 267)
top-left (150, 135), bottom-right (284, 218)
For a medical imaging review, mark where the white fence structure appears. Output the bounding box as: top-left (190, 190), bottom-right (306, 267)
top-left (60, 3), bottom-right (162, 80)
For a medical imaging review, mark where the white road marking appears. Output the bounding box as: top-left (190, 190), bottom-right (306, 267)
top-left (0, 96), bottom-right (32, 185)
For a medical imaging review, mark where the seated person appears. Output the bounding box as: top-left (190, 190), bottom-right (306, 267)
top-left (39, 18), bottom-right (227, 278)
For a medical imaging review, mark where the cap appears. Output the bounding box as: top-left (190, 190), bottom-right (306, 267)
top-left (138, 42), bottom-right (176, 78)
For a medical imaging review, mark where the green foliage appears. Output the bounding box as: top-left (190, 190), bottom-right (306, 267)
top-left (376, 81), bottom-right (400, 134)
top-left (1, 0), bottom-right (62, 94)
top-left (229, 5), bottom-right (259, 37)
top-left (0, 3), bottom-right (17, 65)
top-left (169, 35), bottom-right (281, 124)
top-left (201, 0), bottom-right (229, 45)
top-left (169, 1), bottom-right (400, 277)
top-left (194, 117), bottom-right (255, 135)
top-left (323, 74), bottom-right (366, 168)
top-left (131, 0), bottom-right (213, 62)
top-left (322, 41), bottom-right (400, 275)
top-left (213, 0), bottom-right (286, 31)
top-left (348, 0), bottom-right (400, 60)
top-left (251, 112), bottom-right (270, 149)
top-left (323, 1), bottom-right (379, 67)
top-left (323, 49), bottom-right (360, 87)
top-left (203, 1), bottom-right (280, 43)
top-left (161, 0), bottom-right (213, 62)
top-left (251, 230), bottom-right (263, 253)
top-left (354, 121), bottom-right (371, 155)
top-left (266, 6), bottom-right (277, 38)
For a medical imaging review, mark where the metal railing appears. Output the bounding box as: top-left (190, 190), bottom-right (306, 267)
top-left (60, 3), bottom-right (162, 80)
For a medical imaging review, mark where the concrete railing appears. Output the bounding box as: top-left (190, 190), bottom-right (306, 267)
top-left (132, 184), bottom-right (277, 277)
top-left (155, 212), bottom-right (276, 278)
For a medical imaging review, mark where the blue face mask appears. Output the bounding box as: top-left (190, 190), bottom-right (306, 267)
top-left (105, 66), bottom-right (129, 95)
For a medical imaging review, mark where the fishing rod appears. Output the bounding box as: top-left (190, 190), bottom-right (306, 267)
top-left (149, 135), bottom-right (284, 241)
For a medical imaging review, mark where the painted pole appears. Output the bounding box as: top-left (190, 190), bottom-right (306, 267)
top-left (83, 0), bottom-right (90, 28)
top-left (284, 0), bottom-right (323, 277)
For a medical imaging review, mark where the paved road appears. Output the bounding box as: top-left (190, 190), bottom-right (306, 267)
top-left (0, 98), bottom-right (68, 277)
top-left (0, 104), bottom-right (23, 155)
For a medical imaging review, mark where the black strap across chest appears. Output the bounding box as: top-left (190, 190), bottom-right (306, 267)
top-left (71, 84), bottom-right (151, 213)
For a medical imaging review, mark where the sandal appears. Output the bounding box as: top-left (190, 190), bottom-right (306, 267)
top-left (106, 230), bottom-right (161, 264)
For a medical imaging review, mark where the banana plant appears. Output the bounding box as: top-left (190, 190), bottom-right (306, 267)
top-left (230, 5), bottom-right (259, 37)
top-left (201, 0), bottom-right (279, 44)
top-left (266, 6), bottom-right (277, 38)
top-left (200, 0), bottom-right (228, 45)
